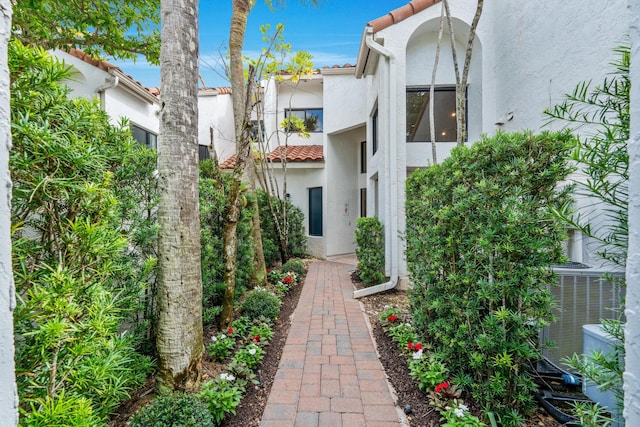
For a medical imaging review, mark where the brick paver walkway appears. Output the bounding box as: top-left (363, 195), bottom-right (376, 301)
top-left (260, 260), bottom-right (405, 427)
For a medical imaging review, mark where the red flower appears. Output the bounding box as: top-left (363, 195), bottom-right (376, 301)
top-left (266, 269), bottom-right (271, 273)
top-left (407, 342), bottom-right (413, 350)
top-left (435, 381), bottom-right (450, 393)
top-left (387, 314), bottom-right (398, 322)
top-left (251, 335), bottom-right (261, 342)
top-left (283, 276), bottom-right (293, 284)
top-left (228, 327), bottom-right (234, 334)
top-left (413, 343), bottom-right (423, 352)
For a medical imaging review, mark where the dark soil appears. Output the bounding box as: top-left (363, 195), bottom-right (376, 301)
top-left (111, 266), bottom-right (564, 427)
top-left (357, 284), bottom-right (564, 427)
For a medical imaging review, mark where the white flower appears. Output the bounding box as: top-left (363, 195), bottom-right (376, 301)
top-left (220, 373), bottom-right (235, 381)
top-left (454, 408), bottom-right (465, 418)
top-left (458, 403), bottom-right (469, 412)
top-left (211, 336), bottom-right (217, 342)
top-left (412, 349), bottom-right (423, 360)
top-left (248, 347), bottom-right (257, 355)
top-left (220, 334), bottom-right (226, 339)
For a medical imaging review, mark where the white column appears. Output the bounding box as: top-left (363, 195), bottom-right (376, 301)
top-left (0, 0), bottom-right (18, 425)
top-left (625, 1), bottom-right (640, 424)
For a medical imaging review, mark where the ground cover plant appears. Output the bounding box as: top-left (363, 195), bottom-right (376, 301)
top-left (406, 130), bottom-right (574, 425)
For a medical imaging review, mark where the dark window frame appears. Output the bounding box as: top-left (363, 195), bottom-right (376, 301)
top-left (360, 141), bottom-right (367, 173)
top-left (360, 188), bottom-right (367, 217)
top-left (308, 187), bottom-right (323, 237)
top-left (372, 106), bottom-right (379, 154)
top-left (405, 86), bottom-right (466, 143)
top-left (131, 124), bottom-right (158, 149)
top-left (284, 108), bottom-right (324, 133)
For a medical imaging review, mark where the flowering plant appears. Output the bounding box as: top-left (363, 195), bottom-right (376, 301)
top-left (208, 333), bottom-right (236, 362)
top-left (232, 343), bottom-right (265, 369)
top-left (440, 403), bottom-right (485, 427)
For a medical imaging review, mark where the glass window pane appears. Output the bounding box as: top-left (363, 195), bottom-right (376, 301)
top-left (406, 88), bottom-right (457, 142)
top-left (309, 187), bottom-right (323, 236)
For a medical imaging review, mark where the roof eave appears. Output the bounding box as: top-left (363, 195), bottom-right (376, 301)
top-left (110, 68), bottom-right (160, 105)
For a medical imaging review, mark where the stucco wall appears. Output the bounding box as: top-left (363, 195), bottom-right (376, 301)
top-left (625, 1), bottom-right (640, 424)
top-left (275, 78), bottom-right (324, 147)
top-left (0, 0), bottom-right (18, 423)
top-left (489, 0), bottom-right (628, 134)
top-left (198, 92), bottom-right (236, 161)
top-left (325, 127), bottom-right (364, 257)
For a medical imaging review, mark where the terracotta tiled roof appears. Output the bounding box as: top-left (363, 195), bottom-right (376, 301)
top-left (320, 64), bottom-right (355, 70)
top-left (368, 0), bottom-right (441, 33)
top-left (64, 48), bottom-right (160, 98)
top-left (219, 145), bottom-right (324, 169)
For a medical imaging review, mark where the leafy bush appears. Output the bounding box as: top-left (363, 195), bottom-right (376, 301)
top-left (240, 289), bottom-right (282, 321)
top-left (200, 160), bottom-right (255, 322)
top-left (20, 393), bottom-right (101, 427)
top-left (10, 41), bottom-right (153, 424)
top-left (249, 320), bottom-right (274, 343)
top-left (129, 393), bottom-right (214, 427)
top-left (257, 190), bottom-right (307, 264)
top-left (207, 333), bottom-right (236, 362)
top-left (198, 376), bottom-right (243, 425)
top-left (408, 355), bottom-right (449, 392)
top-left (354, 217), bottom-right (385, 285)
top-left (406, 131), bottom-right (574, 423)
top-left (282, 258), bottom-right (306, 278)
top-left (232, 343), bottom-right (266, 370)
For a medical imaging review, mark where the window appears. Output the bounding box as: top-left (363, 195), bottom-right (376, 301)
top-left (309, 187), bottom-right (323, 236)
top-left (250, 119), bottom-right (265, 142)
top-left (360, 141), bottom-right (367, 173)
top-left (371, 106), bottom-right (379, 154)
top-left (285, 109), bottom-right (323, 132)
top-left (360, 188), bottom-right (367, 217)
top-left (131, 124), bottom-right (158, 149)
top-left (199, 145), bottom-right (211, 162)
top-left (406, 86), bottom-right (460, 142)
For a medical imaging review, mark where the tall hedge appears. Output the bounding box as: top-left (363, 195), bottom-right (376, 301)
top-left (406, 131), bottom-right (574, 424)
top-left (355, 217), bottom-right (385, 285)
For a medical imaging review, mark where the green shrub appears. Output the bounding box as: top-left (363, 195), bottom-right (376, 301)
top-left (282, 257), bottom-right (306, 278)
top-left (20, 393), bottom-right (102, 427)
top-left (207, 332), bottom-right (236, 362)
top-left (406, 130), bottom-right (574, 424)
top-left (232, 343), bottom-right (266, 370)
top-left (130, 393), bottom-right (214, 427)
top-left (10, 41), bottom-right (153, 424)
top-left (257, 190), bottom-right (307, 263)
top-left (249, 321), bottom-right (274, 343)
top-left (240, 289), bottom-right (282, 321)
top-left (198, 376), bottom-right (243, 425)
top-left (200, 161), bottom-right (255, 321)
top-left (354, 217), bottom-right (385, 285)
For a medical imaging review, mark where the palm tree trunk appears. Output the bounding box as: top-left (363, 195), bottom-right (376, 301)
top-left (156, 0), bottom-right (203, 393)
top-left (429, 2), bottom-right (445, 165)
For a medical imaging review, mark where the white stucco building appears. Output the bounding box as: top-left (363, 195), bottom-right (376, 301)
top-left (53, 48), bottom-right (160, 148)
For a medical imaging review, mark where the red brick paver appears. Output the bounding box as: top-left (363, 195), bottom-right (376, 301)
top-left (260, 260), bottom-right (405, 427)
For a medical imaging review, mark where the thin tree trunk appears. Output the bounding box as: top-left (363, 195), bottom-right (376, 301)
top-left (457, 0), bottom-right (484, 145)
top-left (429, 2), bottom-right (445, 165)
top-left (444, 0), bottom-right (483, 146)
top-left (156, 0), bottom-right (203, 393)
top-left (220, 0), bottom-right (252, 329)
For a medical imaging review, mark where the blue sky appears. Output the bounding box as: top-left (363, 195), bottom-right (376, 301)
top-left (113, 0), bottom-right (409, 88)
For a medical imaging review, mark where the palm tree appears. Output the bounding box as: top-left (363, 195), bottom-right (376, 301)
top-left (156, 0), bottom-right (203, 392)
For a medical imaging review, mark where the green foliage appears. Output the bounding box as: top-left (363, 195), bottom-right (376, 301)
top-left (20, 393), bottom-right (102, 427)
top-left (545, 44), bottom-right (629, 425)
top-left (10, 41), bottom-right (153, 423)
top-left (406, 130), bottom-right (574, 422)
top-left (281, 258), bottom-right (306, 277)
top-left (207, 333), bottom-right (236, 362)
top-left (355, 217), bottom-right (385, 285)
top-left (200, 160), bottom-right (255, 322)
top-left (232, 343), bottom-right (266, 370)
top-left (409, 356), bottom-right (449, 391)
top-left (231, 316), bottom-right (252, 337)
top-left (388, 323), bottom-right (419, 349)
top-left (249, 321), bottom-right (274, 343)
top-left (198, 376), bottom-right (244, 425)
top-left (257, 190), bottom-right (307, 264)
top-left (12, 0), bottom-right (161, 64)
top-left (240, 289), bottom-right (282, 322)
top-left (130, 393), bottom-right (214, 427)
